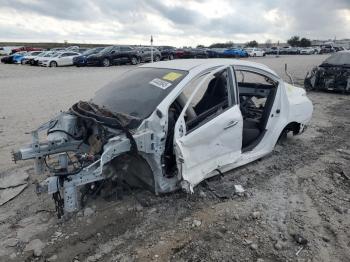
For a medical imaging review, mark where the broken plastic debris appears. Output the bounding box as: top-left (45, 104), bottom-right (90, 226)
top-left (234, 185), bottom-right (245, 194)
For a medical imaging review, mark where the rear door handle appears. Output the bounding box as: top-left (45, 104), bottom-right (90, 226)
top-left (224, 120), bottom-right (238, 130)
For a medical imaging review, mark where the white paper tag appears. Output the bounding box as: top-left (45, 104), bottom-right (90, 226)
top-left (149, 78), bottom-right (172, 89)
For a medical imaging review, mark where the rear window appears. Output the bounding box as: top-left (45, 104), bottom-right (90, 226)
top-left (92, 68), bottom-right (188, 119)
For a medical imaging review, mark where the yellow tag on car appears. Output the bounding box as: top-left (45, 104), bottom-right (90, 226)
top-left (163, 72), bottom-right (183, 81)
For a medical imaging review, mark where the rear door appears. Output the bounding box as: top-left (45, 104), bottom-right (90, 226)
top-left (119, 46), bottom-right (133, 63)
top-left (139, 48), bottom-right (149, 62)
top-left (110, 46), bottom-right (120, 64)
top-left (66, 52), bottom-right (79, 65)
top-left (174, 66), bottom-right (243, 189)
top-left (58, 53), bottom-right (71, 65)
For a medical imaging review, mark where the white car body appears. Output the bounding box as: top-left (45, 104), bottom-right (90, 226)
top-left (14, 59), bottom-right (313, 213)
top-left (245, 48), bottom-right (265, 57)
top-left (21, 51), bottom-right (43, 64)
top-left (41, 52), bottom-right (80, 67)
top-left (300, 47), bottom-right (316, 55)
top-left (33, 51), bottom-right (57, 65)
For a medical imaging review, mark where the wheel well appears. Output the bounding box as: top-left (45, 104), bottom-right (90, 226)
top-left (283, 122), bottom-right (301, 135)
top-left (110, 153), bottom-right (155, 192)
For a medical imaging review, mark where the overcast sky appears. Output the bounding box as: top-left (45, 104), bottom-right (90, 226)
top-left (0, 0), bottom-right (349, 47)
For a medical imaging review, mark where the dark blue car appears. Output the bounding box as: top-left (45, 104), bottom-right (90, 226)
top-left (73, 47), bottom-right (105, 66)
top-left (205, 49), bottom-right (221, 58)
top-left (223, 48), bottom-right (248, 58)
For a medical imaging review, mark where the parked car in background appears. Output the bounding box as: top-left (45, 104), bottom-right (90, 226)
top-left (265, 47), bottom-right (280, 55)
top-left (73, 47), bottom-right (105, 67)
top-left (223, 48), bottom-right (248, 58)
top-left (205, 48), bottom-right (221, 58)
top-left (12, 52), bottom-right (28, 63)
top-left (320, 45), bottom-right (335, 54)
top-left (1, 54), bottom-right (15, 64)
top-left (86, 45), bottom-right (141, 67)
top-left (41, 51), bottom-right (80, 67)
top-left (157, 46), bottom-right (176, 60)
top-left (334, 46), bottom-right (345, 52)
top-left (32, 51), bottom-right (57, 66)
top-left (20, 51), bottom-right (43, 64)
top-left (10, 46), bottom-right (44, 54)
top-left (0, 51), bottom-right (27, 64)
top-left (137, 47), bottom-right (161, 62)
top-left (300, 47), bottom-right (317, 55)
top-left (279, 46), bottom-right (300, 55)
top-left (175, 48), bottom-right (208, 59)
top-left (313, 46), bottom-right (321, 54)
top-left (245, 48), bottom-right (265, 57)
top-left (210, 48), bottom-right (227, 57)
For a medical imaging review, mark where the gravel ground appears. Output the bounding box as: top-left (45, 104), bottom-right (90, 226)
top-left (0, 55), bottom-right (349, 262)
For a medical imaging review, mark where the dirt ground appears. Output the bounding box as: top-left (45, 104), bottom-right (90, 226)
top-left (0, 55), bottom-right (349, 262)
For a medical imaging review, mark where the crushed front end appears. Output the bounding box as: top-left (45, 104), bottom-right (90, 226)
top-left (305, 65), bottom-right (350, 92)
top-left (12, 101), bottom-right (177, 217)
top-left (305, 52), bottom-right (350, 93)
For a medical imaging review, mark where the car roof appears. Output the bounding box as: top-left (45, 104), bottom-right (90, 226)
top-left (140, 58), bottom-right (278, 76)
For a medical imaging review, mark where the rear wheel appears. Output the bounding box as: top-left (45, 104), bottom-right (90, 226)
top-left (102, 58), bottom-right (110, 67)
top-left (131, 56), bottom-right (138, 65)
top-left (169, 54), bottom-right (174, 60)
top-left (21, 60), bottom-right (26, 65)
top-left (154, 55), bottom-right (160, 62)
top-left (50, 61), bottom-right (57, 67)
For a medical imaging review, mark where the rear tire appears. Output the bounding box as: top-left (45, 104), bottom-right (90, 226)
top-left (169, 54), bottom-right (174, 60)
top-left (50, 61), bottom-right (57, 67)
top-left (102, 58), bottom-right (110, 67)
top-left (21, 60), bottom-right (25, 65)
top-left (154, 55), bottom-right (160, 62)
top-left (131, 56), bottom-right (138, 65)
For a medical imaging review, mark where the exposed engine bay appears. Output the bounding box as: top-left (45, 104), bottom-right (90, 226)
top-left (304, 51), bottom-right (350, 93)
top-left (12, 101), bottom-right (159, 217)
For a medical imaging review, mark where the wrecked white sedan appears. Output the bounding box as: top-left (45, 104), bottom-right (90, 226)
top-left (12, 59), bottom-right (313, 216)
